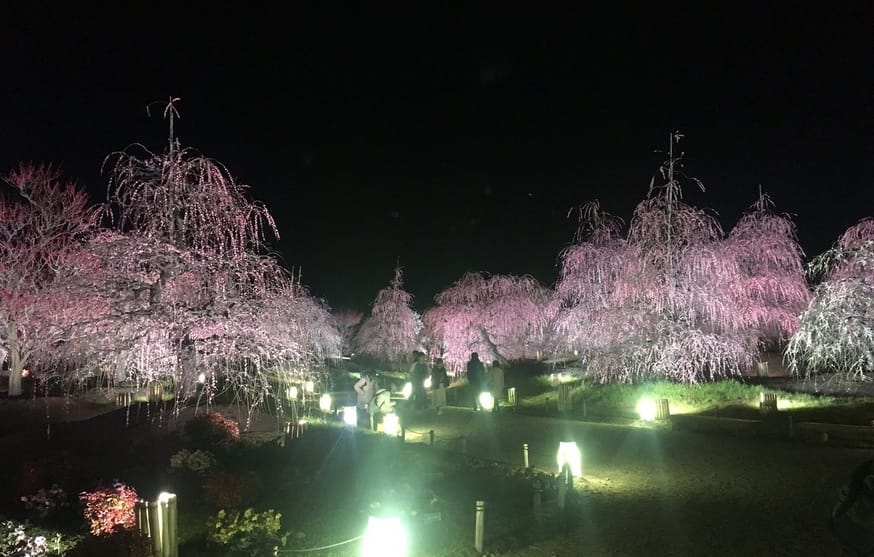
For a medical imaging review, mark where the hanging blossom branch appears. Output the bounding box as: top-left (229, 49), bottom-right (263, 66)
top-left (786, 217), bottom-right (874, 379)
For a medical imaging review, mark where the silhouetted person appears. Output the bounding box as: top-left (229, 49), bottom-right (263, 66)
top-left (431, 358), bottom-right (449, 410)
top-left (411, 352), bottom-right (429, 410)
top-left (467, 353), bottom-right (485, 411)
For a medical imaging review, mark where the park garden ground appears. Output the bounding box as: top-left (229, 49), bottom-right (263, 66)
top-left (1, 362), bottom-right (874, 556)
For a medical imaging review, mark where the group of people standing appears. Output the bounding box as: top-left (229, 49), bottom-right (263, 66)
top-left (353, 351), bottom-right (505, 415)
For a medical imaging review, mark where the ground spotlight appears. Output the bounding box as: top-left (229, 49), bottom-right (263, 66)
top-left (362, 516), bottom-right (407, 557)
top-left (557, 441), bottom-right (582, 477)
top-left (478, 392), bottom-right (495, 411)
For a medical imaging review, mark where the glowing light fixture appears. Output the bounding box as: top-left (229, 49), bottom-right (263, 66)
top-left (557, 441), bottom-right (582, 477)
top-left (478, 391), bottom-right (495, 412)
top-left (383, 412), bottom-right (400, 436)
top-left (287, 386), bottom-right (299, 400)
top-left (637, 398), bottom-right (657, 421)
top-left (401, 382), bottom-right (413, 399)
top-left (196, 372), bottom-right (206, 384)
top-left (319, 393), bottom-right (332, 413)
top-left (342, 405), bottom-right (358, 426)
top-left (424, 377), bottom-right (432, 389)
top-left (305, 380), bottom-right (315, 393)
top-left (362, 516), bottom-right (407, 557)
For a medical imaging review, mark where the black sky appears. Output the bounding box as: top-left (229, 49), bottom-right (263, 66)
top-left (2, 3), bottom-right (873, 311)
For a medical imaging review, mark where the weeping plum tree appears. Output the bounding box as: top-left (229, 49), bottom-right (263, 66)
top-left (423, 272), bottom-right (550, 371)
top-left (0, 164), bottom-right (100, 396)
top-left (786, 217), bottom-right (874, 379)
top-left (354, 266), bottom-right (422, 366)
top-left (62, 99), bottom-right (339, 411)
top-left (584, 133), bottom-right (758, 382)
top-left (726, 189), bottom-right (810, 347)
top-left (550, 201), bottom-right (626, 356)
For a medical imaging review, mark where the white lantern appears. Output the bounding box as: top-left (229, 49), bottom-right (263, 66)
top-left (362, 516), bottom-right (407, 557)
top-left (383, 413), bottom-right (400, 437)
top-left (637, 398), bottom-right (657, 422)
top-left (196, 372), bottom-right (206, 385)
top-left (401, 382), bottom-right (413, 399)
top-left (478, 392), bottom-right (495, 412)
top-left (319, 393), bottom-right (333, 413)
top-left (287, 386), bottom-right (299, 400)
top-left (342, 406), bottom-right (358, 427)
top-left (305, 380), bottom-right (315, 393)
top-left (424, 377), bottom-right (432, 389)
top-left (557, 441), bottom-right (582, 477)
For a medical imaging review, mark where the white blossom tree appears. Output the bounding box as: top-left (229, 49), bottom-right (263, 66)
top-left (786, 217), bottom-right (874, 379)
top-left (354, 266), bottom-right (422, 366)
top-left (423, 272), bottom-right (550, 371)
top-left (0, 164), bottom-right (101, 396)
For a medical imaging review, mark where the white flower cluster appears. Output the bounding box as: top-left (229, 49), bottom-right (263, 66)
top-left (169, 449), bottom-right (216, 472)
top-left (0, 521), bottom-right (48, 557)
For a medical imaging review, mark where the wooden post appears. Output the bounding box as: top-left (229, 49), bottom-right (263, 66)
top-left (533, 481), bottom-right (543, 523)
top-left (656, 398), bottom-right (670, 421)
top-left (507, 387), bottom-right (517, 406)
top-left (429, 430), bottom-right (435, 446)
top-left (474, 500), bottom-right (485, 553)
top-left (558, 383), bottom-right (572, 413)
top-left (523, 443), bottom-right (529, 468)
top-left (759, 392), bottom-right (778, 414)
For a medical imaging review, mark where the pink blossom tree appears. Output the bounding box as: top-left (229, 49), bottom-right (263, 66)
top-left (786, 218), bottom-right (874, 379)
top-left (58, 101), bottom-right (339, 411)
top-left (0, 164), bottom-right (100, 396)
top-left (726, 189), bottom-right (810, 347)
top-left (582, 133), bottom-right (758, 382)
top-left (354, 266), bottom-right (422, 366)
top-left (423, 272), bottom-right (550, 371)
top-left (550, 201), bottom-right (626, 356)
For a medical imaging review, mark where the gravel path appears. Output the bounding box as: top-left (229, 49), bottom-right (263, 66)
top-left (402, 407), bottom-right (869, 556)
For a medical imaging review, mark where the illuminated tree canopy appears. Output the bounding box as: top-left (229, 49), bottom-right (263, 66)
top-left (354, 266), bottom-right (422, 365)
top-left (786, 218), bottom-right (874, 378)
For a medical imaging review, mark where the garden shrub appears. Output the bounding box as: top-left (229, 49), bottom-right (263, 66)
top-left (0, 520), bottom-right (50, 557)
top-left (185, 411), bottom-right (240, 449)
top-left (206, 508), bottom-right (281, 554)
top-left (202, 470), bottom-right (262, 509)
top-left (78, 481), bottom-right (139, 536)
top-left (169, 449), bottom-right (216, 473)
top-left (20, 484), bottom-right (69, 520)
top-left (65, 530), bottom-right (153, 557)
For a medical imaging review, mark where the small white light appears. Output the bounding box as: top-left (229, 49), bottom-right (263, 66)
top-left (342, 406), bottom-right (358, 426)
top-left (362, 516), bottom-right (407, 557)
top-left (478, 391), bottom-right (495, 411)
top-left (401, 382), bottom-right (412, 399)
top-left (557, 441), bottom-right (582, 477)
top-left (383, 413), bottom-right (400, 436)
top-left (424, 377), bottom-right (432, 389)
top-left (637, 398), bottom-right (657, 422)
top-left (319, 393), bottom-right (332, 413)
top-left (196, 372), bottom-right (206, 384)
top-left (157, 492), bottom-right (175, 503)
top-left (287, 386), bottom-right (299, 400)
top-left (305, 380), bottom-right (315, 393)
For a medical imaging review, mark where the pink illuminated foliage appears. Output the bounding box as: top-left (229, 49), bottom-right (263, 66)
top-left (786, 217), bottom-right (874, 379)
top-left (423, 272), bottom-right (550, 371)
top-left (0, 164), bottom-right (101, 396)
top-left (354, 266), bottom-right (422, 365)
top-left (57, 101), bottom-right (340, 413)
top-left (726, 189), bottom-right (810, 346)
top-left (556, 134), bottom-right (774, 383)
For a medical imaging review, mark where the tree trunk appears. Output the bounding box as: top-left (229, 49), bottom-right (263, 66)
top-left (6, 323), bottom-right (23, 397)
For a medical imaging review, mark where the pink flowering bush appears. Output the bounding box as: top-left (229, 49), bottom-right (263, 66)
top-left (185, 411), bottom-right (240, 449)
top-left (78, 481), bottom-right (139, 536)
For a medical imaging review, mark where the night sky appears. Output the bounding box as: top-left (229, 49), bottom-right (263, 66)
top-left (2, 3), bottom-right (872, 312)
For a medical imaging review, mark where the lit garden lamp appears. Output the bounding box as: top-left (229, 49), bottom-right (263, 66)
top-left (556, 441), bottom-right (582, 477)
top-left (383, 412), bottom-right (400, 437)
top-left (305, 380), bottom-right (316, 394)
top-left (478, 391), bottom-right (495, 412)
top-left (286, 385), bottom-right (299, 400)
top-left (362, 516), bottom-right (407, 557)
top-left (401, 382), bottom-right (413, 399)
top-left (196, 372), bottom-right (206, 385)
top-left (637, 398), bottom-right (658, 422)
top-left (424, 376), bottom-right (432, 389)
top-left (342, 405), bottom-right (358, 427)
top-left (319, 393), bottom-right (333, 414)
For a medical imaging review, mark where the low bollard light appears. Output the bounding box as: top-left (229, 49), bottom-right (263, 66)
top-left (362, 516), bottom-right (407, 557)
top-left (319, 393), bottom-right (333, 414)
top-left (383, 412), bottom-right (400, 436)
top-left (478, 392), bottom-right (495, 412)
top-left (286, 385), bottom-right (299, 400)
top-left (474, 500), bottom-right (485, 554)
top-left (556, 441), bottom-right (582, 477)
top-left (342, 406), bottom-right (358, 427)
top-left (637, 398), bottom-right (657, 421)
